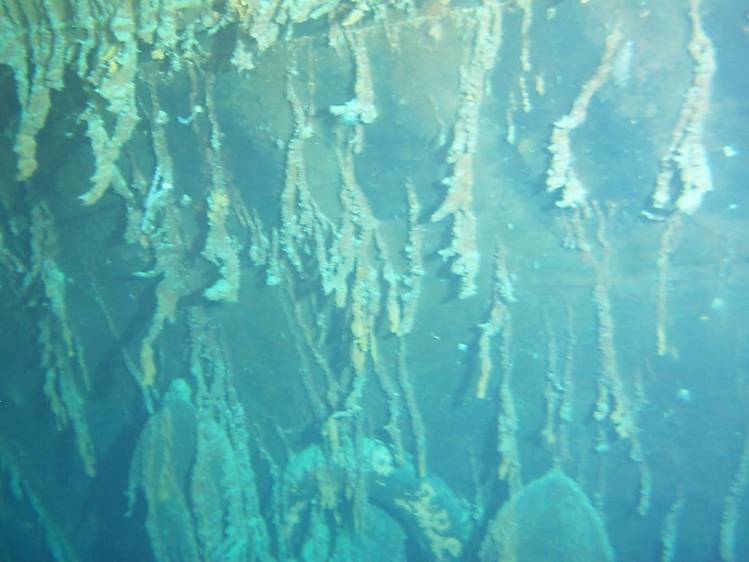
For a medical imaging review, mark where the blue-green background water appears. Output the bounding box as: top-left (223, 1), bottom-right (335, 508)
top-left (0, 1), bottom-right (747, 561)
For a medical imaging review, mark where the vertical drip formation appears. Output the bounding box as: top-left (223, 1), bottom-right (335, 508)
top-left (0, 1), bottom-right (747, 561)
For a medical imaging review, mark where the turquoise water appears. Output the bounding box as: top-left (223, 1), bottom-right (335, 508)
top-left (0, 1), bottom-right (747, 561)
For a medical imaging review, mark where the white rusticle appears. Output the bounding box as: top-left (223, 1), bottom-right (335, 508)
top-left (140, 165), bottom-right (174, 234)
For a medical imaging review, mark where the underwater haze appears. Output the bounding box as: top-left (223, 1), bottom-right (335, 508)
top-left (0, 0), bottom-right (748, 561)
